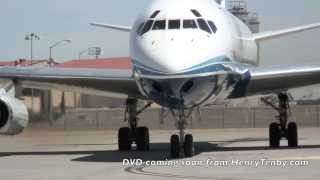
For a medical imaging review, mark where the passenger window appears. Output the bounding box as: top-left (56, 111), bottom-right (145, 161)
top-left (183, 20), bottom-right (197, 29)
top-left (197, 19), bottom-right (211, 34)
top-left (150, 10), bottom-right (160, 18)
top-left (208, 21), bottom-right (217, 33)
top-left (141, 20), bottom-right (154, 35)
top-left (168, 20), bottom-right (180, 29)
top-left (152, 20), bottom-right (166, 30)
top-left (191, 9), bottom-right (202, 17)
top-left (137, 22), bottom-right (145, 35)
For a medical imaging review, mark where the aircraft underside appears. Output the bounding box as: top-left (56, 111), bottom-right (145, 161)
top-left (115, 69), bottom-right (298, 158)
top-left (135, 71), bottom-right (248, 109)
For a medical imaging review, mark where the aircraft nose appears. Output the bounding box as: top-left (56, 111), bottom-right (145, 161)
top-left (135, 31), bottom-right (211, 74)
top-left (149, 52), bottom-right (181, 74)
top-left (140, 43), bottom-right (195, 74)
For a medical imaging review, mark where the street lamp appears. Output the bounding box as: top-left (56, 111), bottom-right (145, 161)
top-left (78, 48), bottom-right (88, 60)
top-left (49, 39), bottom-right (72, 64)
top-left (25, 33), bottom-right (40, 65)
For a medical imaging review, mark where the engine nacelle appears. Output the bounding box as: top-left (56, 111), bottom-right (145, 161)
top-left (0, 95), bottom-right (29, 135)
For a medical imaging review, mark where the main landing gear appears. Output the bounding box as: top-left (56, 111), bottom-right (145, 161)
top-left (262, 93), bottom-right (298, 148)
top-left (118, 99), bottom-right (152, 151)
top-left (117, 98), bottom-right (194, 158)
top-left (170, 106), bottom-right (195, 158)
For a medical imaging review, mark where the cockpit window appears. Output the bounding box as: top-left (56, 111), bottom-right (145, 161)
top-left (168, 20), bottom-right (181, 29)
top-left (197, 19), bottom-right (211, 34)
top-left (152, 20), bottom-right (166, 30)
top-left (183, 19), bottom-right (197, 29)
top-left (141, 20), bottom-right (154, 35)
top-left (208, 21), bottom-right (217, 33)
top-left (150, 10), bottom-right (160, 18)
top-left (191, 9), bottom-right (202, 17)
top-left (137, 22), bottom-right (145, 35)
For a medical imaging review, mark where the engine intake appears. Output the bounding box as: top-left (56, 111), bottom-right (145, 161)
top-left (0, 95), bottom-right (29, 135)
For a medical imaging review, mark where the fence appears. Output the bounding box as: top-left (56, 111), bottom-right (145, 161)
top-left (28, 105), bottom-right (320, 131)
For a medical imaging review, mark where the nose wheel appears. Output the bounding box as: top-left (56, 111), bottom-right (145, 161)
top-left (170, 135), bottom-right (180, 158)
top-left (263, 93), bottom-right (298, 148)
top-left (184, 134), bottom-right (195, 157)
top-left (170, 134), bottom-right (194, 158)
top-left (169, 106), bottom-right (195, 158)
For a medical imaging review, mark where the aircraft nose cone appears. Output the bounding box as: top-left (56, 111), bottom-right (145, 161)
top-left (141, 44), bottom-right (196, 74)
top-left (135, 31), bottom-right (212, 74)
top-left (150, 53), bottom-right (182, 74)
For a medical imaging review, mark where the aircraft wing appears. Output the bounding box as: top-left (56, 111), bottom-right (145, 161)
top-left (90, 22), bottom-right (131, 32)
top-left (0, 66), bottom-right (143, 99)
top-left (246, 65), bottom-right (320, 96)
top-left (248, 22), bottom-right (320, 42)
top-left (240, 22), bottom-right (320, 66)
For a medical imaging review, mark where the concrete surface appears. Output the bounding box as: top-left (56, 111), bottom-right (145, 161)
top-left (0, 128), bottom-right (320, 180)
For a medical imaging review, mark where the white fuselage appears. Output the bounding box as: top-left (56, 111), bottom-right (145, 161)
top-left (129, 0), bottom-right (258, 108)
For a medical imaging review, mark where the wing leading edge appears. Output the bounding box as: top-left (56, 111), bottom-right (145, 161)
top-left (90, 22), bottom-right (131, 32)
top-left (246, 65), bottom-right (320, 96)
top-left (2, 65), bottom-right (320, 103)
top-left (249, 22), bottom-right (320, 42)
top-left (0, 66), bottom-right (142, 99)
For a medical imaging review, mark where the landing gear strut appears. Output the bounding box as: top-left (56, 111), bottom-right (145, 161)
top-left (170, 105), bottom-right (194, 158)
top-left (262, 93), bottom-right (298, 148)
top-left (118, 99), bottom-right (152, 151)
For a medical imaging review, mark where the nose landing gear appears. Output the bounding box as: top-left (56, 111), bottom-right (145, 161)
top-left (262, 93), bottom-right (298, 148)
top-left (169, 105), bottom-right (195, 158)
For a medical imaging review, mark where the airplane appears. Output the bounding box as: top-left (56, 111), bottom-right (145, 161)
top-left (0, 0), bottom-right (320, 158)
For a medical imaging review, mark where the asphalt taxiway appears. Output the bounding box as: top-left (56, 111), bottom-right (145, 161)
top-left (0, 128), bottom-right (320, 180)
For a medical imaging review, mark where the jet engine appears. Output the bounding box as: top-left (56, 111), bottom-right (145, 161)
top-left (0, 95), bottom-right (29, 135)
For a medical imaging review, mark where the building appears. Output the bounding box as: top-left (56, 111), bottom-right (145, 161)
top-left (227, 0), bottom-right (260, 33)
top-left (0, 58), bottom-right (133, 122)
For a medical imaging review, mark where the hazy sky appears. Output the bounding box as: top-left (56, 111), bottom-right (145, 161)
top-left (1, 0), bottom-right (320, 66)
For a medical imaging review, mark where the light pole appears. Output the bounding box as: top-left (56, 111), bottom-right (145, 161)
top-left (78, 48), bottom-right (89, 60)
top-left (25, 33), bottom-right (40, 65)
top-left (49, 39), bottom-right (72, 64)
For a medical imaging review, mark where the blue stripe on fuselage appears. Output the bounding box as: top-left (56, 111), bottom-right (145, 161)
top-left (132, 56), bottom-right (234, 76)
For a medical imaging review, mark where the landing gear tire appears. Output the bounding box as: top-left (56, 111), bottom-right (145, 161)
top-left (287, 122), bottom-right (298, 147)
top-left (269, 123), bottom-right (280, 148)
top-left (184, 134), bottom-right (194, 158)
top-left (118, 127), bottom-right (132, 151)
top-left (264, 93), bottom-right (300, 148)
top-left (136, 127), bottom-right (150, 151)
top-left (170, 135), bottom-right (180, 158)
